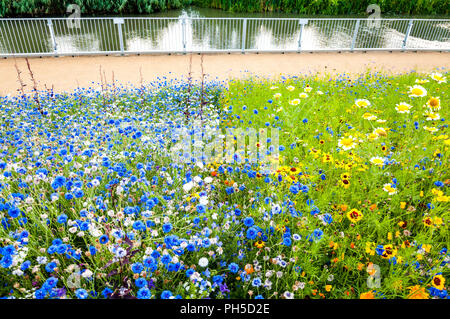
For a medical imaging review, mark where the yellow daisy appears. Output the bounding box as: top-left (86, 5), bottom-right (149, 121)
top-left (423, 126), bottom-right (438, 133)
top-left (299, 92), bottom-right (308, 98)
top-left (370, 157), bottom-right (385, 166)
top-left (415, 79), bottom-right (429, 84)
top-left (373, 127), bottom-right (388, 137)
top-left (424, 112), bottom-right (440, 121)
top-left (430, 72), bottom-right (447, 83)
top-left (395, 102), bottom-right (413, 114)
top-left (338, 136), bottom-right (358, 150)
top-left (383, 183), bottom-right (397, 195)
top-left (408, 85), bottom-right (427, 97)
top-left (363, 113), bottom-right (377, 120)
top-left (355, 99), bottom-right (371, 108)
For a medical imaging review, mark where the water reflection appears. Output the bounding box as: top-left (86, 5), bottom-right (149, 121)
top-left (0, 8), bottom-right (448, 55)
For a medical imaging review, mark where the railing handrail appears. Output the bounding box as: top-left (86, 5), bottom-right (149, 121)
top-left (0, 16), bottom-right (448, 56)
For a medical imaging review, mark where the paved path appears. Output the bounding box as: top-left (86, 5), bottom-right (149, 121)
top-left (0, 51), bottom-right (448, 95)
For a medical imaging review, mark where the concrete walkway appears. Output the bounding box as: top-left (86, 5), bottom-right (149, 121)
top-left (0, 51), bottom-right (448, 95)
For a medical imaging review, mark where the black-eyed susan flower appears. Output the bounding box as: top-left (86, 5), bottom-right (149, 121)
top-left (431, 274), bottom-right (445, 290)
top-left (346, 208), bottom-right (363, 223)
top-left (254, 240), bottom-right (265, 248)
top-left (339, 179), bottom-right (350, 189)
top-left (381, 244), bottom-right (397, 259)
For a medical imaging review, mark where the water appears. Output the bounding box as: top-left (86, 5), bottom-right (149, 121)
top-left (0, 7), bottom-right (449, 55)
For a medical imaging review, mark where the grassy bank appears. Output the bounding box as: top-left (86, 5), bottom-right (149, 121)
top-left (0, 0), bottom-right (447, 17)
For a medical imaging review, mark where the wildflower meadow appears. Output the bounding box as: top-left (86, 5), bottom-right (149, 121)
top-left (0, 69), bottom-right (448, 300)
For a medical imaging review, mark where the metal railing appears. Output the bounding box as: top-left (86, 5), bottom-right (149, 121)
top-left (0, 17), bottom-right (449, 56)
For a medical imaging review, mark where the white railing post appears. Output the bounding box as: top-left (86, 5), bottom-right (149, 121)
top-left (114, 18), bottom-right (125, 55)
top-left (47, 18), bottom-right (57, 55)
top-left (241, 18), bottom-right (247, 53)
top-left (297, 19), bottom-right (308, 52)
top-left (402, 19), bottom-right (414, 50)
top-left (182, 17), bottom-right (187, 53)
top-left (351, 19), bottom-right (360, 51)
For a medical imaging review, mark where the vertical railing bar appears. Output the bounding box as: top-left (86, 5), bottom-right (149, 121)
top-left (19, 19), bottom-right (30, 53)
top-left (53, 19), bottom-right (62, 54)
top-left (7, 20), bottom-right (18, 54)
top-left (138, 18), bottom-right (142, 52)
top-left (102, 18), bottom-right (109, 52)
top-left (2, 21), bottom-right (12, 54)
top-left (107, 18), bottom-right (115, 52)
top-left (221, 18), bottom-right (225, 51)
top-left (24, 20), bottom-right (34, 54)
top-left (438, 20), bottom-right (450, 43)
top-left (31, 19), bottom-right (42, 53)
top-left (365, 19), bottom-right (375, 49)
top-left (37, 19), bottom-right (48, 53)
top-left (276, 19), bottom-right (282, 50)
top-left (21, 20), bottom-right (32, 54)
top-left (433, 21), bottom-right (447, 44)
top-left (104, 17), bottom-right (112, 52)
top-left (402, 19), bottom-right (413, 49)
top-left (182, 17), bottom-right (186, 53)
top-left (87, 18), bottom-right (92, 52)
top-left (13, 20), bottom-right (25, 54)
top-left (426, 20), bottom-right (440, 42)
top-left (10, 20), bottom-right (21, 53)
top-left (297, 20), bottom-right (304, 51)
top-left (91, 19), bottom-right (98, 53)
top-left (241, 18), bottom-right (247, 53)
top-left (351, 19), bottom-right (360, 51)
top-left (419, 20), bottom-right (433, 43)
top-left (0, 21), bottom-right (5, 53)
top-left (409, 20), bottom-right (425, 50)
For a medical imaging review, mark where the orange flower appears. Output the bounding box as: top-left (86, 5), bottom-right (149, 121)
top-left (360, 291), bottom-right (375, 299)
top-left (244, 264), bottom-right (254, 275)
top-left (407, 285), bottom-right (429, 299)
top-left (211, 171), bottom-right (217, 177)
top-left (340, 204), bottom-right (348, 212)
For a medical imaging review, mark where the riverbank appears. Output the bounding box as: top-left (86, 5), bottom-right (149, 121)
top-left (0, 51), bottom-right (448, 95)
